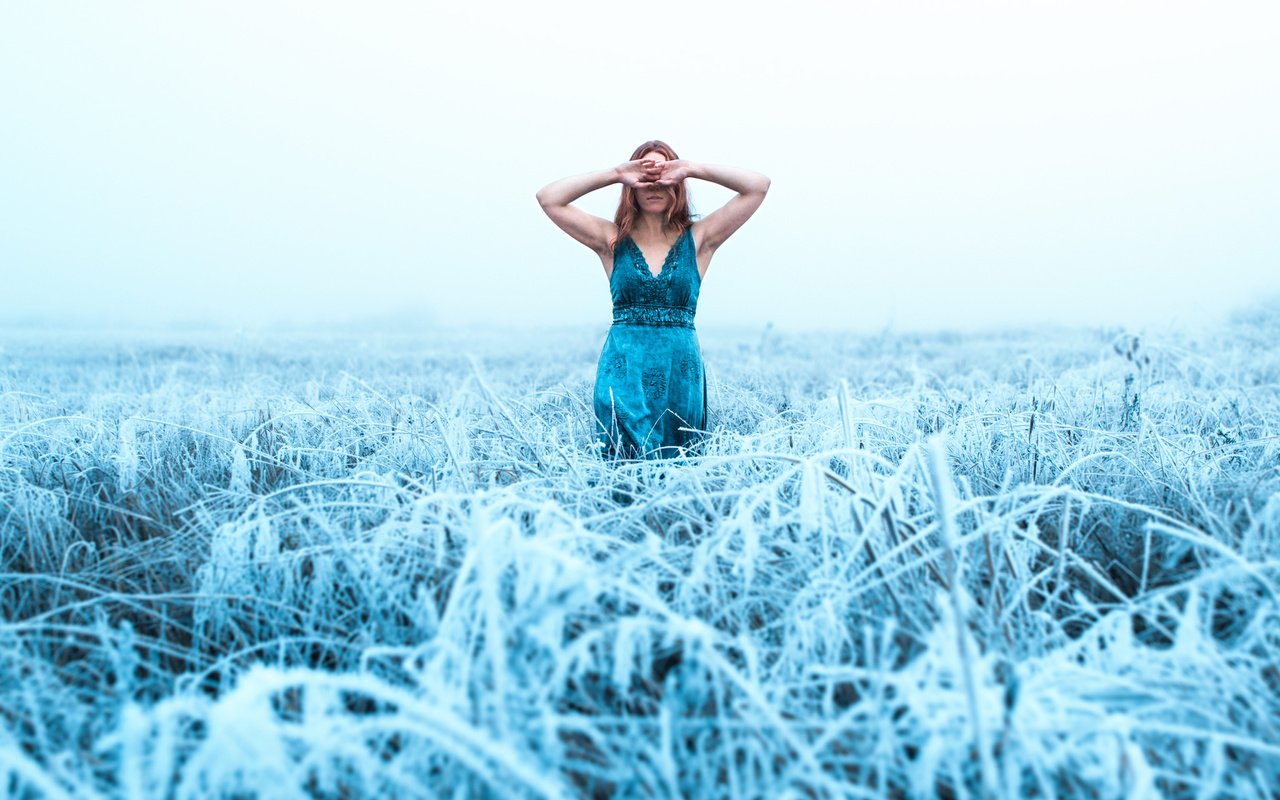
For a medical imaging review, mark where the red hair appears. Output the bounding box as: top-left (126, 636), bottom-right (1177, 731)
top-left (610, 140), bottom-right (695, 251)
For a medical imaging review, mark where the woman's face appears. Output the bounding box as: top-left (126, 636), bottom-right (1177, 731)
top-left (636, 151), bottom-right (672, 214)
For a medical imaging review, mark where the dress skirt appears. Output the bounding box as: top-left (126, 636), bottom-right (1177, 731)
top-left (593, 322), bottom-right (707, 460)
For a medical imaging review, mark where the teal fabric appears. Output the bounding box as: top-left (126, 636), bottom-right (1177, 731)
top-left (593, 225), bottom-right (708, 460)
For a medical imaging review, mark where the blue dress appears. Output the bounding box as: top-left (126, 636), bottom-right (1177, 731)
top-left (593, 226), bottom-right (708, 460)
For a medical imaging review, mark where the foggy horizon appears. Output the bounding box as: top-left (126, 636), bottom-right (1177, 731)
top-left (3, 1), bottom-right (1277, 336)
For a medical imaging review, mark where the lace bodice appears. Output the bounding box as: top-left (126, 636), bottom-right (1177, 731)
top-left (609, 226), bottom-right (700, 329)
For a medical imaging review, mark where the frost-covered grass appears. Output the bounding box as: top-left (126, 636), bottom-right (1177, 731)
top-left (1, 311), bottom-right (1278, 799)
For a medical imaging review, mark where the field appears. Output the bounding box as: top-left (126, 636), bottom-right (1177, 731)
top-left (2, 311), bottom-right (1278, 799)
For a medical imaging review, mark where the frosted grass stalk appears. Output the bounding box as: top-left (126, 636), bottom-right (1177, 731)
top-left (926, 434), bottom-right (999, 799)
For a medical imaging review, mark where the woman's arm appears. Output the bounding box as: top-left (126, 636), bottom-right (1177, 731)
top-left (536, 160), bottom-right (660, 255)
top-left (657, 161), bottom-right (770, 252)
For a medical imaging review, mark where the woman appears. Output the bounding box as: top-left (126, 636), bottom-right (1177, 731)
top-left (537, 140), bottom-right (769, 460)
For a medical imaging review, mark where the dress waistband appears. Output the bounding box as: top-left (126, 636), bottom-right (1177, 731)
top-left (612, 304), bottom-right (696, 329)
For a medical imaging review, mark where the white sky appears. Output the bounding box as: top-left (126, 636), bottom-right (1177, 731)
top-left (2, 0), bottom-right (1278, 334)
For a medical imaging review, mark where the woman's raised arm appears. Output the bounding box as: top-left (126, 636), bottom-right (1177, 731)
top-left (536, 160), bottom-right (661, 255)
top-left (655, 161), bottom-right (770, 253)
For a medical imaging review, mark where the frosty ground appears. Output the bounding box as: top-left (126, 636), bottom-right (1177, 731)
top-left (1, 311), bottom-right (1277, 799)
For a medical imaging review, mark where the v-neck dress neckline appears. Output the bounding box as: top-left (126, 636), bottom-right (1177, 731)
top-left (628, 227), bottom-right (688, 279)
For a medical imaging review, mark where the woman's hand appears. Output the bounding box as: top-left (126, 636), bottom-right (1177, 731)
top-left (652, 159), bottom-right (693, 186)
top-left (615, 158), bottom-right (664, 188)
